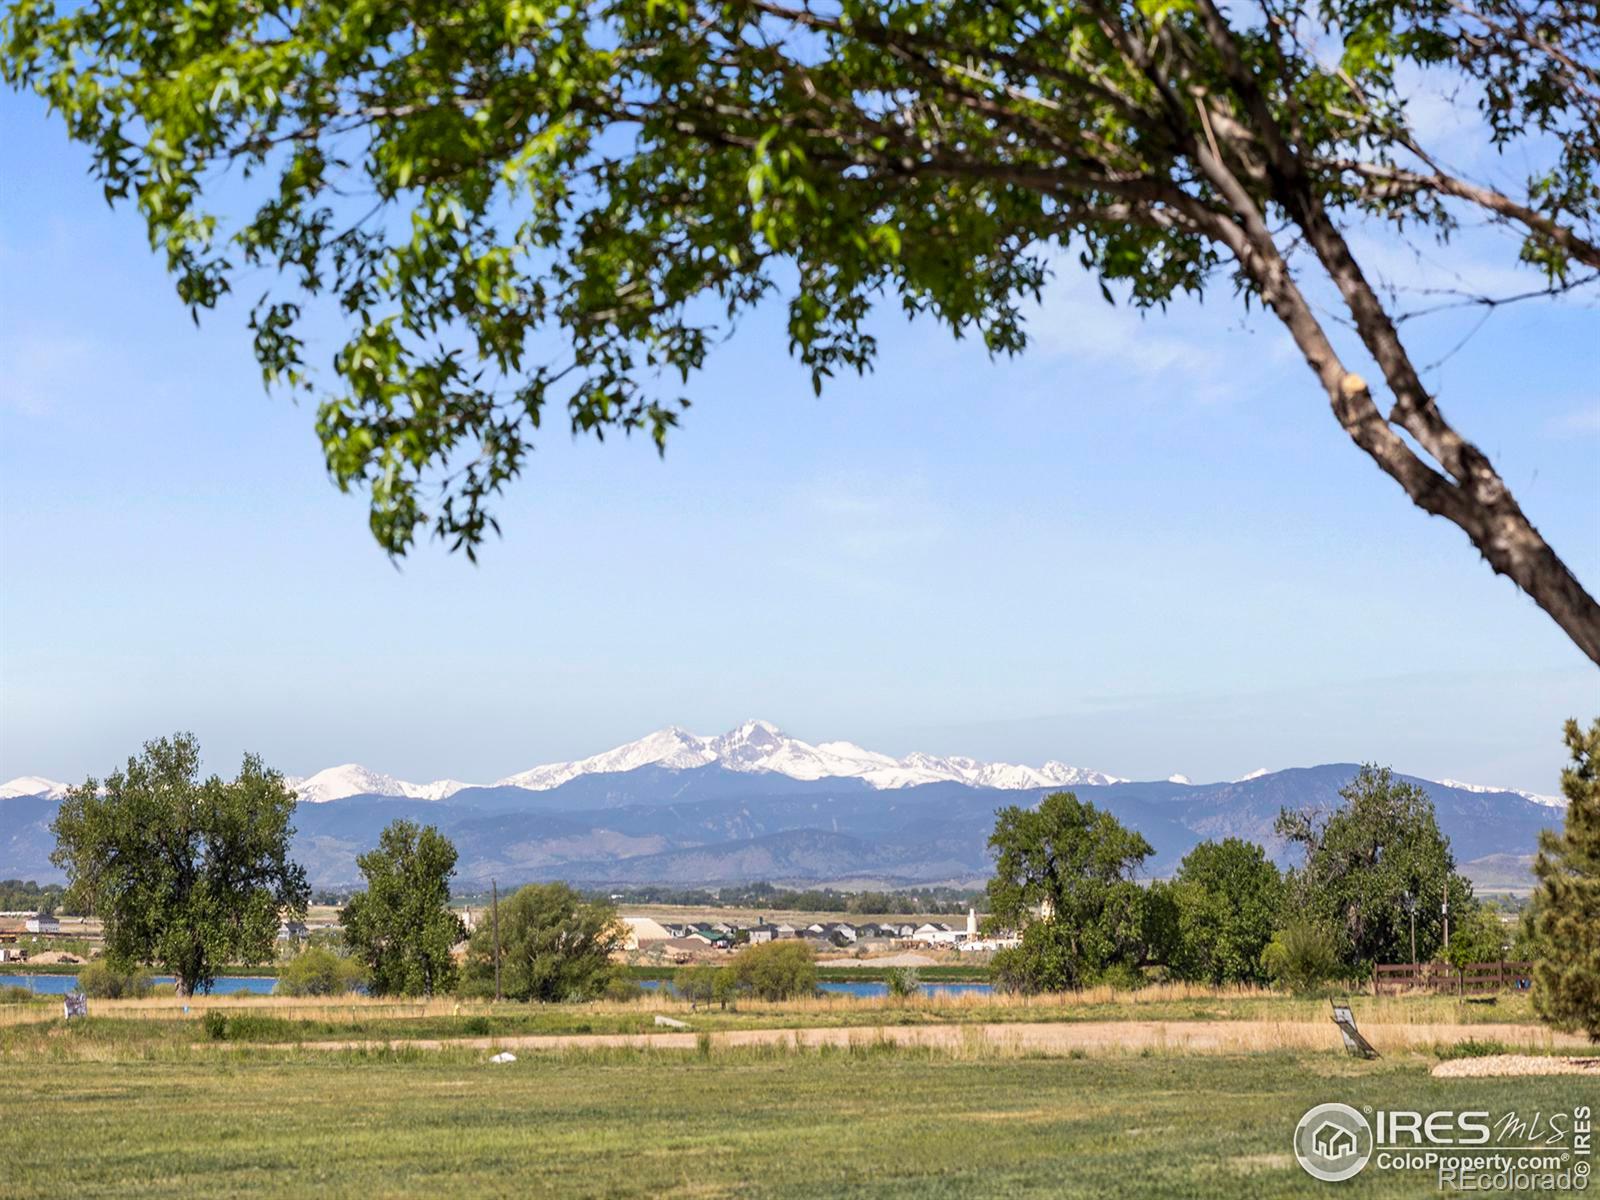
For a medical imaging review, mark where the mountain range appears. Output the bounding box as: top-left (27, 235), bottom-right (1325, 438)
top-left (0, 721), bottom-right (1565, 892)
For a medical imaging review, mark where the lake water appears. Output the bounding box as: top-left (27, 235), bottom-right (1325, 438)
top-left (2, 975), bottom-right (994, 1000)
top-left (641, 979), bottom-right (993, 1000)
top-left (0, 973), bottom-right (278, 996)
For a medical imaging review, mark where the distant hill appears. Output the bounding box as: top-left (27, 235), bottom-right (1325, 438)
top-left (0, 762), bottom-right (1560, 893)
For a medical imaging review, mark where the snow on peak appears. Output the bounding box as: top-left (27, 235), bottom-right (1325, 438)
top-left (1434, 778), bottom-right (1565, 808)
top-left (287, 764), bottom-right (471, 804)
top-left (1167, 774), bottom-right (1193, 785)
top-left (496, 726), bottom-right (718, 791)
top-left (0, 776), bottom-right (69, 800)
top-left (495, 721), bottom-right (1125, 792)
top-left (1235, 768), bottom-right (1272, 782)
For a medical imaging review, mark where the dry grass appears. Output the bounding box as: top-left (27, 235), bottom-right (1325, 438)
top-left (0, 978), bottom-right (1547, 1029)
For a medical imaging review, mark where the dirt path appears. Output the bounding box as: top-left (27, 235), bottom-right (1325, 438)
top-left (229, 1019), bottom-right (1589, 1057)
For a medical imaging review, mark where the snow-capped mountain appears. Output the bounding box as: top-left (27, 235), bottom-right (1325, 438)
top-left (2, 722), bottom-right (1121, 808)
top-left (1435, 778), bottom-right (1565, 809)
top-left (0, 776), bottom-right (69, 800)
top-left (496, 719), bottom-right (1124, 792)
top-left (286, 764), bottom-right (472, 805)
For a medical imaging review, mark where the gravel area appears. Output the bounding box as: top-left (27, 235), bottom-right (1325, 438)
top-left (1433, 1054), bottom-right (1600, 1078)
top-left (816, 952), bottom-right (941, 968)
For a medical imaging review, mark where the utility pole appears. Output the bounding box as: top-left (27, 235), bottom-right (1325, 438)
top-left (491, 878), bottom-right (502, 1003)
top-left (1402, 892), bottom-right (1417, 968)
top-left (1441, 881), bottom-right (1449, 953)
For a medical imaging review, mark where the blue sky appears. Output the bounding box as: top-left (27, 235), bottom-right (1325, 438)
top-left (2, 89), bottom-right (1597, 794)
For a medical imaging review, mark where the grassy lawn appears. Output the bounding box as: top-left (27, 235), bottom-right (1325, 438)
top-left (0, 1045), bottom-right (1577, 1198)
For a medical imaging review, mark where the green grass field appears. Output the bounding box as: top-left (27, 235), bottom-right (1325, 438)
top-left (1, 988), bottom-right (1582, 1197)
top-left (0, 1045), bottom-right (1577, 1198)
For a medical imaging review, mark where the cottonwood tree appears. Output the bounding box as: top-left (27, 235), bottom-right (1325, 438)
top-left (3, 1), bottom-right (1597, 657)
top-left (341, 819), bottom-right (466, 997)
top-left (1276, 764), bottom-right (1477, 967)
top-left (50, 733), bottom-right (309, 996)
top-left (988, 791), bottom-right (1154, 990)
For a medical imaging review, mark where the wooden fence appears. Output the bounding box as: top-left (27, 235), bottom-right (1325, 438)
top-left (1373, 960), bottom-right (1535, 996)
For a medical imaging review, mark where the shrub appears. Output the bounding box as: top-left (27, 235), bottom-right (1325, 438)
top-left (1261, 919), bottom-right (1342, 993)
top-left (1090, 962), bottom-right (1145, 991)
top-left (0, 985), bottom-right (39, 1004)
top-left (674, 965), bottom-right (719, 1005)
top-left (461, 1015), bottom-right (491, 1036)
top-left (729, 940), bottom-right (816, 1000)
top-left (461, 882), bottom-right (621, 1002)
top-left (711, 968), bottom-right (740, 1010)
top-left (1437, 1038), bottom-right (1513, 1061)
top-left (203, 1010), bottom-right (228, 1040)
top-left (77, 961), bottom-right (154, 999)
top-left (601, 975), bottom-right (643, 1002)
top-left (275, 946), bottom-right (366, 997)
top-left (885, 968), bottom-right (920, 999)
top-left (1442, 906), bottom-right (1511, 970)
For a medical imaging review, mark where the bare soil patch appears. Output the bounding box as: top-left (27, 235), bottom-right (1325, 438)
top-left (816, 952), bottom-right (940, 968)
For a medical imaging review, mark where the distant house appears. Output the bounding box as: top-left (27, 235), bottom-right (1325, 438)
top-left (276, 920), bottom-right (309, 942)
top-left (958, 936), bottom-right (1019, 953)
top-left (746, 924), bottom-right (778, 944)
top-left (773, 923), bottom-right (796, 938)
top-left (25, 914), bottom-right (60, 935)
top-left (911, 923), bottom-right (960, 946)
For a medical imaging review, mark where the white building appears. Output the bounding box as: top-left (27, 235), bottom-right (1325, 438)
top-left (24, 914), bottom-right (59, 935)
top-left (620, 916), bottom-right (673, 950)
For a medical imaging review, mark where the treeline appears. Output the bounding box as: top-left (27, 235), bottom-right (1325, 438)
top-left (988, 765), bottom-right (1550, 996)
top-left (583, 883), bottom-right (986, 914)
top-left (0, 879), bottom-right (70, 914)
